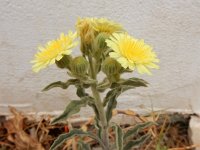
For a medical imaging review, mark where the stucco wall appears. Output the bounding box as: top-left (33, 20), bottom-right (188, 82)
top-left (1, 0), bottom-right (200, 115)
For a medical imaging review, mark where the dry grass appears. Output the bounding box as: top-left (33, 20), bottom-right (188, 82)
top-left (0, 107), bottom-right (196, 150)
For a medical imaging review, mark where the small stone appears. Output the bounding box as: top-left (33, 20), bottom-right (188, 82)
top-left (189, 115), bottom-right (200, 150)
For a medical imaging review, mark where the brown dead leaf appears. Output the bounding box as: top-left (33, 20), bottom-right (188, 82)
top-left (112, 109), bottom-right (118, 116)
top-left (124, 109), bottom-right (136, 116)
top-left (3, 107), bottom-right (44, 150)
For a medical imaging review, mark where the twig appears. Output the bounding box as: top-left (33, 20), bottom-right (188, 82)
top-left (168, 144), bottom-right (200, 150)
top-left (0, 141), bottom-right (13, 147)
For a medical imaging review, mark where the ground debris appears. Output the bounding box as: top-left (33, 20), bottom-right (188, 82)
top-left (0, 108), bottom-right (193, 150)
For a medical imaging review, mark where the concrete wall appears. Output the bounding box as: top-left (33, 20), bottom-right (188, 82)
top-left (1, 0), bottom-right (200, 115)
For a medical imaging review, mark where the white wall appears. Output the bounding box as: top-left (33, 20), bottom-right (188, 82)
top-left (0, 0), bottom-right (200, 115)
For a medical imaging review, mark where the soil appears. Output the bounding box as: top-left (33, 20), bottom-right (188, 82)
top-left (0, 107), bottom-right (194, 150)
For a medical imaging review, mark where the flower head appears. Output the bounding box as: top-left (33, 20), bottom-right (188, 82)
top-left (31, 31), bottom-right (78, 72)
top-left (106, 33), bottom-right (159, 75)
top-left (92, 18), bottom-right (123, 34)
top-left (76, 17), bottom-right (95, 44)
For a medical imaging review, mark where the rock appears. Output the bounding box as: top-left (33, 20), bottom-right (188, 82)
top-left (189, 115), bottom-right (200, 150)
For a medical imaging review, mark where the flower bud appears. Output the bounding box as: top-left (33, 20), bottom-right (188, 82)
top-left (102, 57), bottom-right (121, 75)
top-left (109, 73), bottom-right (120, 83)
top-left (94, 32), bottom-right (109, 51)
top-left (71, 56), bottom-right (89, 75)
top-left (55, 55), bottom-right (72, 69)
top-left (76, 18), bottom-right (95, 54)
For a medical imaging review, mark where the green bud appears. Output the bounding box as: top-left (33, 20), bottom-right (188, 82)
top-left (71, 56), bottom-right (89, 75)
top-left (55, 55), bottom-right (72, 69)
top-left (94, 33), bottom-right (109, 58)
top-left (94, 33), bottom-right (109, 50)
top-left (102, 57), bottom-right (121, 75)
top-left (108, 73), bottom-right (120, 83)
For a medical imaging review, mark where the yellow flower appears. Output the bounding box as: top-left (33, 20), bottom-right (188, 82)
top-left (75, 17), bottom-right (123, 44)
top-left (31, 31), bottom-right (78, 72)
top-left (76, 17), bottom-right (95, 44)
top-left (92, 18), bottom-right (123, 34)
top-left (106, 33), bottom-right (159, 75)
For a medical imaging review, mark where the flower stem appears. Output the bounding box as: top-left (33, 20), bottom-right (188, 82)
top-left (88, 53), bottom-right (110, 150)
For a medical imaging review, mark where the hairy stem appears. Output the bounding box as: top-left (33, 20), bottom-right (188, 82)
top-left (88, 53), bottom-right (110, 150)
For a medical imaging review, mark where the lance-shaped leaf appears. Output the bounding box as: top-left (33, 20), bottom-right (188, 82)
top-left (105, 88), bottom-right (119, 122)
top-left (120, 85), bottom-right (137, 93)
top-left (97, 78), bottom-right (111, 92)
top-left (104, 84), bottom-right (145, 122)
top-left (81, 76), bottom-right (97, 85)
top-left (111, 78), bottom-right (148, 89)
top-left (103, 88), bottom-right (119, 107)
top-left (88, 100), bottom-right (100, 121)
top-left (104, 82), bottom-right (142, 108)
top-left (113, 124), bottom-right (123, 150)
top-left (123, 134), bottom-right (151, 150)
top-left (42, 79), bottom-right (79, 91)
top-left (51, 97), bottom-right (92, 124)
top-left (104, 86), bottom-right (134, 122)
top-left (120, 68), bottom-right (133, 74)
top-left (76, 85), bottom-right (89, 98)
top-left (50, 129), bottom-right (105, 150)
top-left (121, 77), bottom-right (148, 87)
top-left (94, 117), bottom-right (102, 139)
top-left (123, 122), bottom-right (155, 140)
top-left (86, 98), bottom-right (102, 139)
top-left (105, 85), bottom-right (138, 122)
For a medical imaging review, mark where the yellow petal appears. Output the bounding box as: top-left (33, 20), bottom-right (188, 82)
top-left (137, 65), bottom-right (152, 75)
top-left (31, 31), bottom-right (77, 73)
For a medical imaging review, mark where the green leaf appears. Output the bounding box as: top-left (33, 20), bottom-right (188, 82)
top-left (104, 78), bottom-right (148, 122)
top-left (94, 117), bottom-right (102, 139)
top-left (104, 84), bottom-right (147, 122)
top-left (111, 78), bottom-right (148, 89)
top-left (97, 78), bottom-right (111, 92)
top-left (88, 100), bottom-right (100, 120)
top-left (82, 77), bottom-right (97, 85)
top-left (78, 140), bottom-right (91, 150)
top-left (42, 79), bottom-right (79, 91)
top-left (103, 85), bottom-right (137, 107)
top-left (105, 88), bottom-right (118, 122)
top-left (120, 85), bottom-right (136, 93)
top-left (121, 78), bottom-right (148, 87)
top-left (104, 86), bottom-right (131, 122)
top-left (103, 88), bottom-right (119, 107)
top-left (123, 122), bottom-right (154, 140)
top-left (83, 83), bottom-right (91, 88)
top-left (113, 124), bottom-right (123, 150)
top-left (87, 100), bottom-right (102, 140)
top-left (123, 134), bottom-right (151, 150)
top-left (76, 85), bottom-right (89, 98)
top-left (50, 129), bottom-right (105, 150)
top-left (51, 97), bottom-right (91, 124)
top-left (120, 68), bottom-right (133, 74)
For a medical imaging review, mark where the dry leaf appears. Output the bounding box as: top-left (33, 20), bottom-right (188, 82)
top-left (4, 107), bottom-right (44, 150)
